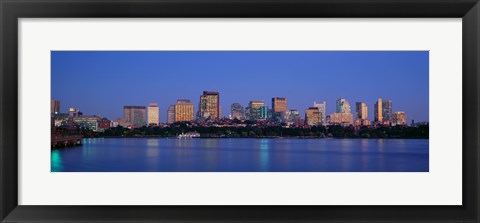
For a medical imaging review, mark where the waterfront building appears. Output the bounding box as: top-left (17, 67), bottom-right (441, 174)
top-left (124, 105), bottom-right (147, 127)
top-left (51, 99), bottom-right (60, 114)
top-left (246, 100), bottom-right (264, 121)
top-left (73, 115), bottom-right (102, 131)
top-left (167, 105), bottom-right (175, 123)
top-left (374, 98), bottom-right (393, 124)
top-left (329, 112), bottom-right (354, 126)
top-left (336, 98), bottom-right (351, 113)
top-left (393, 111), bottom-right (407, 125)
top-left (313, 101), bottom-right (326, 124)
top-left (175, 99), bottom-right (194, 122)
top-left (305, 107), bottom-right (322, 126)
top-left (259, 105), bottom-right (269, 120)
top-left (355, 102), bottom-right (368, 120)
top-left (230, 103), bottom-right (244, 119)
top-left (272, 97), bottom-right (287, 120)
top-left (98, 118), bottom-right (111, 131)
top-left (147, 103), bottom-right (159, 126)
top-left (199, 91), bottom-right (220, 120)
top-left (148, 103), bottom-right (159, 126)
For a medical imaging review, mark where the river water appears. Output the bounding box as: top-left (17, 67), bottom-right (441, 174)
top-left (51, 138), bottom-right (428, 172)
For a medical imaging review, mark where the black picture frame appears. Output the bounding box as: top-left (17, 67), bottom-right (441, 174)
top-left (1, 0), bottom-right (479, 222)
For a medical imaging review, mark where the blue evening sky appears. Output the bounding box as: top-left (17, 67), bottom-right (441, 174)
top-left (51, 51), bottom-right (429, 123)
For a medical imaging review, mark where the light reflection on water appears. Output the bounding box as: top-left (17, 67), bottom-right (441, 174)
top-left (260, 139), bottom-right (270, 171)
top-left (51, 138), bottom-right (429, 172)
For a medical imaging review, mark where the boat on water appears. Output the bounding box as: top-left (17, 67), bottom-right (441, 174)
top-left (177, 132), bottom-right (201, 138)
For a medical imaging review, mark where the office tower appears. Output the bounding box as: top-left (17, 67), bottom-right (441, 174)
top-left (284, 109), bottom-right (301, 125)
top-left (124, 106), bottom-right (147, 127)
top-left (230, 103), bottom-right (244, 119)
top-left (393, 111), bottom-right (407, 125)
top-left (355, 102), bottom-right (368, 120)
top-left (336, 98), bottom-right (351, 113)
top-left (374, 98), bottom-right (393, 123)
top-left (167, 105), bottom-right (175, 124)
top-left (175, 99), bottom-right (194, 122)
top-left (313, 101), bottom-right (326, 123)
top-left (259, 105), bottom-right (269, 120)
top-left (51, 99), bottom-right (60, 114)
top-left (147, 103), bottom-right (159, 126)
top-left (219, 105), bottom-right (222, 118)
top-left (272, 97), bottom-right (287, 120)
top-left (305, 107), bottom-right (321, 126)
top-left (199, 91), bottom-right (220, 120)
top-left (329, 113), bottom-right (354, 126)
top-left (246, 101), bottom-right (265, 121)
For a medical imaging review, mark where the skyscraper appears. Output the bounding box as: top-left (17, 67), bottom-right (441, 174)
top-left (124, 106), bottom-right (147, 127)
top-left (285, 109), bottom-right (302, 126)
top-left (230, 103), bottom-right (244, 119)
top-left (175, 99), bottom-right (194, 122)
top-left (272, 97), bottom-right (287, 120)
top-left (374, 98), bottom-right (393, 123)
top-left (246, 101), bottom-right (264, 121)
top-left (51, 99), bottom-right (60, 114)
top-left (393, 111), bottom-right (407, 125)
top-left (305, 107), bottom-right (321, 126)
top-left (199, 91), bottom-right (220, 120)
top-left (313, 101), bottom-right (326, 123)
top-left (167, 105), bottom-right (175, 124)
top-left (147, 103), bottom-right (159, 126)
top-left (355, 102), bottom-right (368, 120)
top-left (336, 98), bottom-right (351, 113)
top-left (259, 105), bottom-right (269, 120)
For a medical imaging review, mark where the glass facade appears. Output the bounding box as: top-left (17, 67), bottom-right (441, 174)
top-left (393, 111), bottom-right (407, 125)
top-left (124, 106), bottom-right (147, 127)
top-left (230, 103), bottom-right (244, 119)
top-left (259, 105), bottom-right (269, 120)
top-left (305, 107), bottom-right (321, 126)
top-left (246, 101), bottom-right (264, 121)
top-left (355, 102), bottom-right (368, 120)
top-left (199, 91), bottom-right (220, 120)
top-left (336, 98), bottom-right (351, 113)
top-left (313, 101), bottom-right (326, 123)
top-left (51, 99), bottom-right (60, 114)
top-left (374, 99), bottom-right (392, 123)
top-left (167, 105), bottom-right (175, 124)
top-left (175, 100), bottom-right (194, 122)
top-left (148, 103), bottom-right (159, 125)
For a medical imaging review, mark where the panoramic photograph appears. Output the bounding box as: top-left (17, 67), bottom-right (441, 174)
top-left (51, 51), bottom-right (429, 172)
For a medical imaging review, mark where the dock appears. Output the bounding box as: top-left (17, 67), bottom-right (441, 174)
top-left (51, 135), bottom-right (83, 148)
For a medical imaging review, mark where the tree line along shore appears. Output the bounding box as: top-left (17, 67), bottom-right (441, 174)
top-left (60, 124), bottom-right (429, 139)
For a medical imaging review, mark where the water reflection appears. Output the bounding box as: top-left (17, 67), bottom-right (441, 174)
top-left (147, 139), bottom-right (159, 147)
top-left (51, 150), bottom-right (63, 172)
top-left (51, 138), bottom-right (429, 172)
top-left (260, 139), bottom-right (270, 171)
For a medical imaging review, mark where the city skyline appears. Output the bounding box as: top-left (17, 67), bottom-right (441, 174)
top-left (51, 51), bottom-right (429, 122)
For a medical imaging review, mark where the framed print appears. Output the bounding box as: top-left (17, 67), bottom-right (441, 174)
top-left (1, 0), bottom-right (479, 222)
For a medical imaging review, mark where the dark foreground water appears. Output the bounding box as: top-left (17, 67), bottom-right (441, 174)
top-left (51, 138), bottom-right (429, 172)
